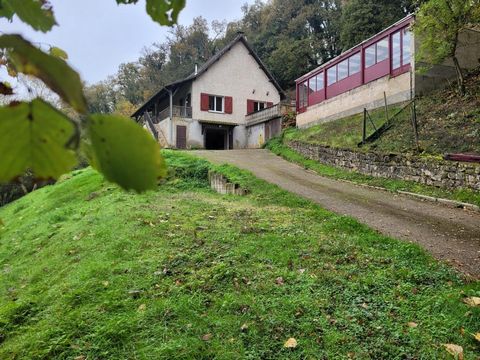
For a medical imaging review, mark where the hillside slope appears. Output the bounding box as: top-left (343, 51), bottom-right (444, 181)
top-left (0, 153), bottom-right (479, 359)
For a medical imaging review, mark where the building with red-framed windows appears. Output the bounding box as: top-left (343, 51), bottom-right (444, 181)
top-left (295, 15), bottom-right (480, 128)
top-left (132, 33), bottom-right (289, 150)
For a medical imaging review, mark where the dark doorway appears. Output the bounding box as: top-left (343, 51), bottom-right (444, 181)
top-left (176, 125), bottom-right (187, 149)
top-left (205, 128), bottom-right (227, 150)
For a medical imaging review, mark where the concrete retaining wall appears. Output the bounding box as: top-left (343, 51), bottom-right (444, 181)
top-left (288, 141), bottom-right (480, 191)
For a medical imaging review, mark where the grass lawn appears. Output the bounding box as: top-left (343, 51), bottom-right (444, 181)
top-left (0, 152), bottom-right (479, 359)
top-left (266, 136), bottom-right (480, 208)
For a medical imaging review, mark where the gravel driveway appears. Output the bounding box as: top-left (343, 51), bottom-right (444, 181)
top-left (193, 149), bottom-right (480, 278)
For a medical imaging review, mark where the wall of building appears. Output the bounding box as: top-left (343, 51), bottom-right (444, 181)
top-left (191, 41), bottom-right (281, 125)
top-left (416, 29), bottom-right (480, 95)
top-left (288, 140), bottom-right (480, 191)
top-left (296, 71), bottom-right (412, 128)
top-left (247, 123), bottom-right (266, 148)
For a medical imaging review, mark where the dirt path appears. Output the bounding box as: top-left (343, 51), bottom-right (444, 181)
top-left (193, 149), bottom-right (480, 278)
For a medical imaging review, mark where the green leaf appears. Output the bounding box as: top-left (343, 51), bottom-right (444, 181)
top-left (116, 0), bottom-right (185, 26)
top-left (49, 46), bottom-right (68, 60)
top-left (87, 114), bottom-right (167, 193)
top-left (0, 0), bottom-right (57, 33)
top-left (0, 99), bottom-right (77, 182)
top-left (0, 35), bottom-right (87, 114)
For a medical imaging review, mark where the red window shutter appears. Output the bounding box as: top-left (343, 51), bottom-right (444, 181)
top-left (225, 96), bottom-right (233, 114)
top-left (267, 102), bottom-right (273, 108)
top-left (200, 93), bottom-right (209, 111)
top-left (247, 99), bottom-right (255, 114)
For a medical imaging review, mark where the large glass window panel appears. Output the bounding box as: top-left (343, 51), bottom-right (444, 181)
top-left (365, 45), bottom-right (376, 68)
top-left (308, 78), bottom-right (316, 93)
top-left (216, 96), bottom-right (223, 112)
top-left (327, 66), bottom-right (337, 85)
top-left (392, 31), bottom-right (401, 70)
top-left (338, 60), bottom-right (348, 81)
top-left (349, 53), bottom-right (361, 75)
top-left (376, 38), bottom-right (389, 62)
top-left (402, 28), bottom-right (411, 65)
top-left (315, 74), bottom-right (324, 91)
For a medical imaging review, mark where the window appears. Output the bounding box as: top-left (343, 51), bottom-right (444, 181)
top-left (376, 38), bottom-right (389, 62)
top-left (315, 74), bottom-right (324, 91)
top-left (209, 95), bottom-right (224, 112)
top-left (392, 31), bottom-right (401, 70)
top-left (299, 81), bottom-right (308, 109)
top-left (254, 101), bottom-right (266, 112)
top-left (402, 28), bottom-right (411, 66)
top-left (365, 45), bottom-right (376, 68)
top-left (308, 78), bottom-right (316, 93)
top-left (349, 53), bottom-right (361, 75)
top-left (338, 60), bottom-right (348, 81)
top-left (327, 66), bottom-right (337, 86)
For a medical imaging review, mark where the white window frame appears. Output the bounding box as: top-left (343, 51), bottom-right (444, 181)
top-left (208, 95), bottom-right (225, 113)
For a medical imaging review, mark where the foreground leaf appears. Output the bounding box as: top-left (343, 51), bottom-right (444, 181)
top-left (0, 35), bottom-right (87, 113)
top-left (87, 114), bottom-right (167, 192)
top-left (117, 0), bottom-right (185, 26)
top-left (0, 0), bottom-right (56, 32)
top-left (49, 46), bottom-right (68, 60)
top-left (0, 99), bottom-right (77, 182)
top-left (442, 344), bottom-right (463, 359)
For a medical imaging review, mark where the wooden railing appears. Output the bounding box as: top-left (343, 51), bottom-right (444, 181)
top-left (245, 103), bottom-right (294, 126)
top-left (155, 106), bottom-right (192, 123)
top-left (144, 112), bottom-right (159, 140)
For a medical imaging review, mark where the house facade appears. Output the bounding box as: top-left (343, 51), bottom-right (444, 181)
top-left (133, 34), bottom-right (288, 150)
top-left (295, 15), bottom-right (480, 129)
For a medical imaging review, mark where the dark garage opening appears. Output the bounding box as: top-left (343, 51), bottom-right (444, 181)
top-left (205, 128), bottom-right (227, 150)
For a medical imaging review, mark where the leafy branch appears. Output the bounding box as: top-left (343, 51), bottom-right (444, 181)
top-left (0, 0), bottom-right (186, 192)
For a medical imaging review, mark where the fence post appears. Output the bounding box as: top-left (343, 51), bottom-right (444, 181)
top-left (363, 108), bottom-right (367, 143)
top-left (410, 100), bottom-right (420, 152)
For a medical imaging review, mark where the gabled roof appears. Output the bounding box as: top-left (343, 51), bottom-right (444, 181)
top-left (132, 34), bottom-right (285, 118)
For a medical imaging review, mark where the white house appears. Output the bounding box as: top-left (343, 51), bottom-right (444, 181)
top-left (132, 33), bottom-right (288, 150)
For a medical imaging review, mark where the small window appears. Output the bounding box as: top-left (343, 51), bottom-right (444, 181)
top-left (299, 81), bottom-right (308, 109)
top-left (327, 66), bottom-right (337, 86)
top-left (349, 53), bottom-right (361, 75)
top-left (376, 38), bottom-right (389, 62)
top-left (402, 28), bottom-right (411, 66)
top-left (365, 45), bottom-right (376, 68)
top-left (315, 74), bottom-right (324, 91)
top-left (254, 101), bottom-right (267, 112)
top-left (392, 31), bottom-right (401, 70)
top-left (338, 60), bottom-right (349, 81)
top-left (209, 95), bottom-right (224, 112)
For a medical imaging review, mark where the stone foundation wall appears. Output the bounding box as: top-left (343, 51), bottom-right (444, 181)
top-left (287, 141), bottom-right (480, 191)
top-left (208, 171), bottom-right (248, 195)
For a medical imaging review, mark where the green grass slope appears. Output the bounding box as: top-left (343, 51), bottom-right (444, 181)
top-left (0, 152), bottom-right (479, 359)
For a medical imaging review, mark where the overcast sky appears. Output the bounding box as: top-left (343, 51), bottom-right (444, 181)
top-left (0, 0), bottom-right (253, 85)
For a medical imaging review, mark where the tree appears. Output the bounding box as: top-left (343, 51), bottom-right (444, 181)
top-left (340, 0), bottom-right (413, 50)
top-left (414, 0), bottom-right (480, 94)
top-left (0, 0), bottom-right (186, 192)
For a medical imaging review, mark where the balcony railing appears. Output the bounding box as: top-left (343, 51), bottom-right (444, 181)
top-left (245, 103), bottom-right (294, 126)
top-left (155, 105), bottom-right (192, 124)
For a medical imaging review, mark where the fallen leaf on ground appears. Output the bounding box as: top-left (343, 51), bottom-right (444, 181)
top-left (202, 333), bottom-right (213, 341)
top-left (284, 338), bottom-right (298, 348)
top-left (442, 344), bottom-right (463, 359)
top-left (463, 297), bottom-right (480, 307)
top-left (407, 322), bottom-right (418, 328)
top-left (275, 277), bottom-right (285, 285)
top-left (102, 281), bottom-right (109, 287)
top-left (240, 323), bottom-right (249, 332)
top-left (138, 304), bottom-right (146, 312)
top-left (474, 333), bottom-right (480, 342)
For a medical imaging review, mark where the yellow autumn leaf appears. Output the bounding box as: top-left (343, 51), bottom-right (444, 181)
top-left (407, 322), bottom-right (418, 328)
top-left (138, 304), bottom-right (146, 312)
top-left (284, 338), bottom-right (298, 348)
top-left (463, 297), bottom-right (480, 307)
top-left (442, 343), bottom-right (463, 359)
top-left (474, 333), bottom-right (480, 342)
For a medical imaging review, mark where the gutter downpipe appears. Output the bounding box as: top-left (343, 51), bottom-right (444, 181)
top-left (167, 88), bottom-right (174, 146)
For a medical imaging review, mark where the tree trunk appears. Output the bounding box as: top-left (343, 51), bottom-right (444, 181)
top-left (452, 56), bottom-right (465, 95)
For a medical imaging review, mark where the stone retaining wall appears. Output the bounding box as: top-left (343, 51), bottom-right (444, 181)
top-left (287, 141), bottom-right (480, 191)
top-left (208, 171), bottom-right (248, 195)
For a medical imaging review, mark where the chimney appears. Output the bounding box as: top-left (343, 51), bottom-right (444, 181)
top-left (195, 63), bottom-right (198, 75)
